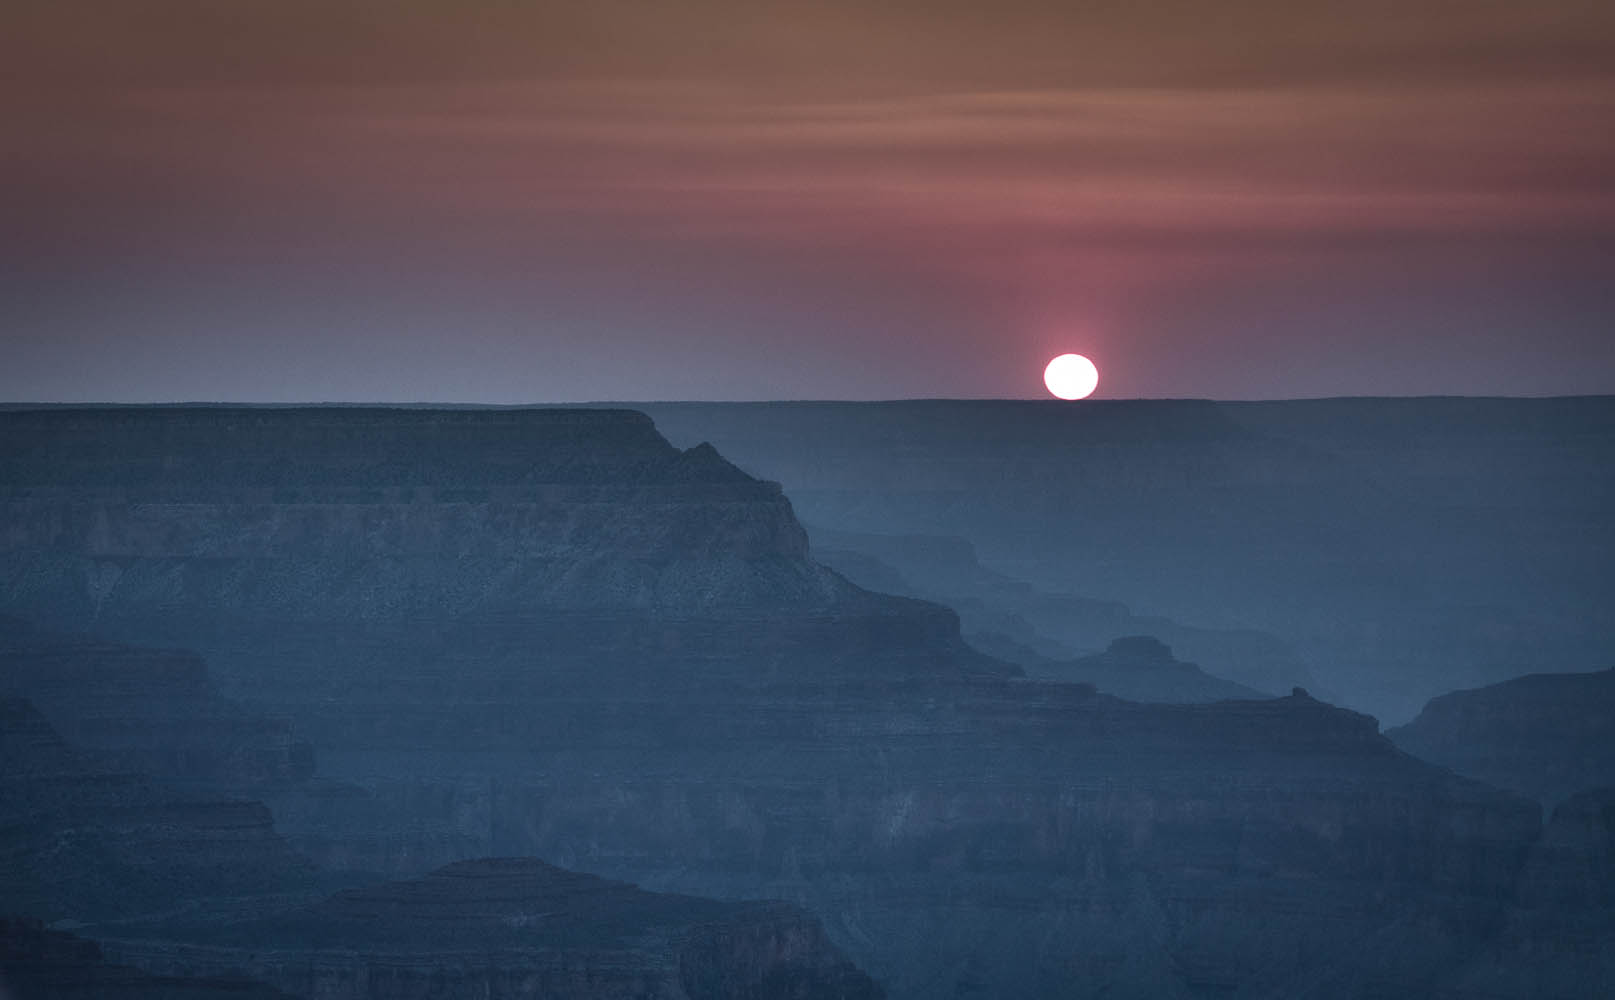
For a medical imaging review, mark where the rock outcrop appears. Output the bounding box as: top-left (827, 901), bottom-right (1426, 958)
top-left (1036, 635), bottom-right (1263, 702)
top-left (0, 618), bottom-right (313, 789)
top-left (102, 858), bottom-right (883, 1000)
top-left (1388, 667), bottom-right (1615, 806)
top-left (0, 696), bottom-right (316, 925)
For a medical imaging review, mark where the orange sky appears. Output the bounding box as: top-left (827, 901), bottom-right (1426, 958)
top-left (4, 1), bottom-right (1613, 400)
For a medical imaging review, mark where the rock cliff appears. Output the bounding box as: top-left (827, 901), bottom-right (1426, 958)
top-left (1438, 789), bottom-right (1615, 998)
top-left (0, 696), bottom-right (317, 925)
top-left (0, 689), bottom-right (886, 999)
top-left (630, 397), bottom-right (1615, 724)
top-left (1388, 667), bottom-right (1615, 806)
top-left (0, 407), bottom-right (1007, 700)
top-left (1, 618), bottom-right (313, 788)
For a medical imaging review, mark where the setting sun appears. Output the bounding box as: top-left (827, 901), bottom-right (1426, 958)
top-left (1043, 354), bottom-right (1099, 399)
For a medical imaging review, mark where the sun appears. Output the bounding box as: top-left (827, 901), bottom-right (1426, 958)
top-left (1043, 354), bottom-right (1099, 400)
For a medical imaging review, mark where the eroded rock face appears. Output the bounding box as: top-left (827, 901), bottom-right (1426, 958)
top-left (102, 858), bottom-right (883, 1000)
top-left (1, 408), bottom-right (854, 617)
top-left (234, 683), bottom-right (1543, 998)
top-left (0, 408), bottom-right (1008, 699)
top-left (0, 618), bottom-right (313, 788)
top-left (1388, 668), bottom-right (1615, 807)
top-left (0, 688), bottom-right (885, 999)
top-left (0, 697), bottom-right (316, 925)
top-left (1438, 789), bottom-right (1615, 998)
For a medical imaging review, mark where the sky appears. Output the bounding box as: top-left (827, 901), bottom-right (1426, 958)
top-left (3, 1), bottom-right (1613, 401)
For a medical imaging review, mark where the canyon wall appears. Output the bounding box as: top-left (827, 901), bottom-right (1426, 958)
top-left (631, 398), bottom-right (1615, 725)
top-left (1390, 668), bottom-right (1615, 807)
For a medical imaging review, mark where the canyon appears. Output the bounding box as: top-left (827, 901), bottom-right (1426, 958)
top-left (2, 405), bottom-right (1610, 997)
top-left (633, 398), bottom-right (1615, 725)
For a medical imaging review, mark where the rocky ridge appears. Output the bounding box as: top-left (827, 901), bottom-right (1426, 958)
top-left (0, 408), bottom-right (1008, 705)
top-left (1034, 635), bottom-right (1262, 702)
top-left (1389, 667), bottom-right (1615, 806)
top-left (810, 526), bottom-right (1317, 695)
top-left (630, 397), bottom-right (1615, 724)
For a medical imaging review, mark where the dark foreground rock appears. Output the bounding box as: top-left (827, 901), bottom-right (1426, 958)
top-left (0, 918), bottom-right (292, 999)
top-left (0, 695), bottom-right (885, 999)
top-left (102, 858), bottom-right (883, 1000)
top-left (1438, 789), bottom-right (1615, 998)
top-left (1388, 667), bottom-right (1615, 806)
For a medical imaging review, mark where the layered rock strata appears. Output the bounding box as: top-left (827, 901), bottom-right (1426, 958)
top-left (629, 397), bottom-right (1615, 725)
top-left (103, 858), bottom-right (884, 1000)
top-left (0, 696), bottom-right (316, 925)
top-left (1, 618), bottom-right (313, 788)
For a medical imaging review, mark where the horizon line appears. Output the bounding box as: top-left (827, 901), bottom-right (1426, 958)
top-left (4, 393), bottom-right (1615, 409)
